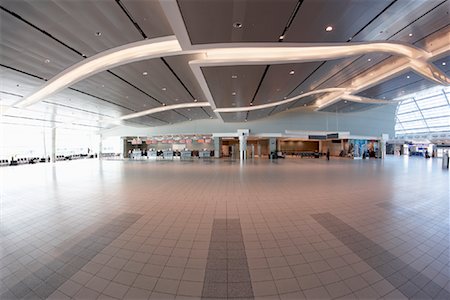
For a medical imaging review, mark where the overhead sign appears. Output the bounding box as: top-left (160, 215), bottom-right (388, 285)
top-left (326, 133), bottom-right (339, 139)
top-left (308, 135), bottom-right (326, 140)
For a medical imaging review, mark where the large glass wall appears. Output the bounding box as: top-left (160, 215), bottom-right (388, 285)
top-left (395, 86), bottom-right (450, 135)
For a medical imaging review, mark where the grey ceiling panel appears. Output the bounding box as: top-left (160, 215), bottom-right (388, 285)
top-left (253, 62), bottom-right (322, 106)
top-left (175, 107), bottom-right (212, 120)
top-left (164, 54), bottom-right (208, 102)
top-left (71, 71), bottom-right (159, 112)
top-left (433, 55), bottom-right (449, 72)
top-left (391, 1), bottom-right (449, 46)
top-left (121, 0), bottom-right (173, 38)
top-left (220, 112), bottom-right (247, 123)
top-left (2, 0), bottom-right (143, 57)
top-left (201, 65), bottom-right (266, 108)
top-left (110, 59), bottom-right (193, 106)
top-left (350, 0), bottom-right (446, 42)
top-left (247, 107), bottom-right (274, 121)
top-left (123, 116), bottom-right (167, 127)
top-left (320, 53), bottom-right (391, 89)
top-left (357, 71), bottom-right (439, 100)
top-left (178, 0), bottom-right (298, 44)
top-left (319, 100), bottom-right (377, 113)
top-left (151, 110), bottom-right (189, 124)
top-left (285, 0), bottom-right (392, 43)
top-left (287, 58), bottom-right (349, 97)
top-left (267, 102), bottom-right (293, 116)
top-left (0, 10), bottom-right (82, 79)
top-left (288, 94), bottom-right (320, 109)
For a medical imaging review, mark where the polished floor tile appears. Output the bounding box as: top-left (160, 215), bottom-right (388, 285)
top-left (0, 157), bottom-right (448, 299)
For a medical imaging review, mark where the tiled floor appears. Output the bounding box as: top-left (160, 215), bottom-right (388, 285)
top-left (0, 156), bottom-right (448, 299)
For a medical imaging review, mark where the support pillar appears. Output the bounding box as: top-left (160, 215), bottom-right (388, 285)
top-left (269, 138), bottom-right (277, 154)
top-left (99, 134), bottom-right (103, 160)
top-left (239, 134), bottom-right (247, 161)
top-left (51, 127), bottom-right (56, 163)
top-left (214, 137), bottom-right (221, 158)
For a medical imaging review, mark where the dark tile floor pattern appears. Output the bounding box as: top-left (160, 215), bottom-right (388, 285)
top-left (202, 219), bottom-right (254, 299)
top-left (312, 212), bottom-right (450, 299)
top-left (1, 213), bottom-right (142, 299)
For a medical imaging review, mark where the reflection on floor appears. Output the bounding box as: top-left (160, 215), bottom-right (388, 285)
top-left (0, 157), bottom-right (448, 299)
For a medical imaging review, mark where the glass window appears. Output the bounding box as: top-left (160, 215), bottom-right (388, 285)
top-left (395, 86), bottom-right (450, 136)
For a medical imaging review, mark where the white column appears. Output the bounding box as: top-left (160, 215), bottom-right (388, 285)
top-left (214, 137), bottom-right (221, 158)
top-left (239, 134), bottom-right (247, 161)
top-left (99, 134), bottom-right (103, 160)
top-left (51, 127), bottom-right (56, 163)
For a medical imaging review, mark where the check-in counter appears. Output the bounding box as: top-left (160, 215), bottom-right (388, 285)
top-left (180, 151), bottom-right (192, 159)
top-left (163, 150), bottom-right (174, 160)
top-left (148, 150), bottom-right (158, 160)
top-left (199, 151), bottom-right (211, 158)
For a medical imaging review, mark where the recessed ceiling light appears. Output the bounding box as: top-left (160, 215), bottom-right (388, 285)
top-left (142, 71), bottom-right (148, 76)
top-left (289, 70), bottom-right (295, 75)
top-left (325, 26), bottom-right (333, 32)
top-left (442, 62), bottom-right (447, 66)
top-left (162, 87), bottom-right (167, 91)
top-left (406, 75), bottom-right (410, 79)
top-left (233, 22), bottom-right (242, 29)
top-left (44, 59), bottom-right (50, 64)
top-left (367, 58), bottom-right (371, 62)
top-left (95, 31), bottom-right (102, 36)
top-left (231, 75), bottom-right (238, 79)
top-left (232, 92), bottom-right (236, 96)
top-left (408, 33), bottom-right (413, 37)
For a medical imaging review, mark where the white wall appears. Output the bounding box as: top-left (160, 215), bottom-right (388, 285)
top-left (102, 104), bottom-right (397, 138)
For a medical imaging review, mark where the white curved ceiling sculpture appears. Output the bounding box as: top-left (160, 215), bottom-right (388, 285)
top-left (1, 0), bottom-right (449, 127)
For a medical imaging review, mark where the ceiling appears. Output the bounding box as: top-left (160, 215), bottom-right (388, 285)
top-left (0, 0), bottom-right (449, 131)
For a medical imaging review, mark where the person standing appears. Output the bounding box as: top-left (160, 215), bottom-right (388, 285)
top-left (326, 148), bottom-right (330, 161)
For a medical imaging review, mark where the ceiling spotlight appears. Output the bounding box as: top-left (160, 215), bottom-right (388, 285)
top-left (367, 58), bottom-right (371, 62)
top-left (194, 99), bottom-right (198, 102)
top-left (408, 33), bottom-right (413, 37)
top-left (142, 71), bottom-right (148, 76)
top-left (162, 87), bottom-right (167, 91)
top-left (231, 75), bottom-right (238, 79)
top-left (283, 96), bottom-right (287, 100)
top-left (279, 35), bottom-right (285, 40)
top-left (344, 100), bottom-right (348, 103)
top-left (232, 92), bottom-right (236, 96)
top-left (162, 103), bottom-right (166, 106)
top-left (95, 31), bottom-right (102, 36)
top-left (325, 26), bottom-right (333, 32)
top-left (289, 70), bottom-right (295, 75)
top-left (233, 22), bottom-right (242, 29)
top-left (406, 75), bottom-right (410, 79)
top-left (250, 103), bottom-right (253, 106)
top-left (189, 118), bottom-right (192, 121)
top-left (44, 59), bottom-right (50, 64)
top-left (442, 62), bottom-right (447, 66)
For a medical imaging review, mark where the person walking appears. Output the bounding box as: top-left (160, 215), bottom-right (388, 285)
top-left (326, 148), bottom-right (330, 161)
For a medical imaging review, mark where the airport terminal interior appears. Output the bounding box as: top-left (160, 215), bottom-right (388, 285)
top-left (0, 0), bottom-right (449, 299)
